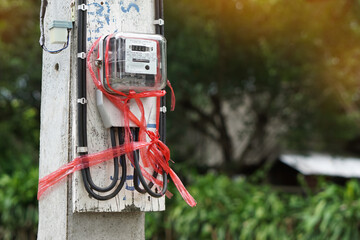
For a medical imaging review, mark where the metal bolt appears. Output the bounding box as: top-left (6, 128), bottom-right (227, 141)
top-left (95, 59), bottom-right (102, 68)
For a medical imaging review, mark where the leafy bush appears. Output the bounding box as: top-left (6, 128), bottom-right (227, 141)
top-left (1, 168), bottom-right (360, 240)
top-left (298, 179), bottom-right (360, 240)
top-left (146, 173), bottom-right (360, 240)
top-left (0, 166), bottom-right (38, 240)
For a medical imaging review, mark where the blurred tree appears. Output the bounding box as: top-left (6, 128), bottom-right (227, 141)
top-left (0, 0), bottom-right (41, 172)
top-left (0, 0), bottom-right (41, 238)
top-left (165, 0), bottom-right (360, 174)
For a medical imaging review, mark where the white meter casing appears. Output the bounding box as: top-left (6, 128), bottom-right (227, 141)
top-left (95, 32), bottom-right (166, 128)
top-left (98, 32), bottom-right (167, 93)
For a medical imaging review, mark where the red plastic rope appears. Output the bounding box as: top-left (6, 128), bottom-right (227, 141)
top-left (37, 36), bottom-right (196, 207)
top-left (167, 79), bottom-right (176, 111)
top-left (38, 142), bottom-right (151, 199)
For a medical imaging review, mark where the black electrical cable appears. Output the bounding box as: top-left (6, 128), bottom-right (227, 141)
top-left (133, 159), bottom-right (168, 198)
top-left (132, 127), bottom-right (152, 194)
top-left (132, 128), bottom-right (146, 194)
top-left (81, 164), bottom-right (126, 201)
top-left (77, 0), bottom-right (87, 149)
top-left (117, 128), bottom-right (127, 187)
top-left (80, 128), bottom-right (127, 201)
top-left (155, 0), bottom-right (166, 144)
top-left (83, 128), bottom-right (120, 192)
top-left (77, 0), bottom-right (93, 197)
top-left (132, 128), bottom-right (168, 198)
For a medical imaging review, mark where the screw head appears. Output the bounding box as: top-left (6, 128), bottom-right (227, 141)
top-left (95, 59), bottom-right (102, 68)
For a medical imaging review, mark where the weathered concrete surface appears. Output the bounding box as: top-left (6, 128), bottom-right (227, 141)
top-left (68, 212), bottom-right (145, 240)
top-left (38, 0), bottom-right (72, 238)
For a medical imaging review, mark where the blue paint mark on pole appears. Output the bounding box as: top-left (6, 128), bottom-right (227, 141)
top-left (110, 175), bottom-right (134, 180)
top-left (95, 4), bottom-right (104, 15)
top-left (105, 2), bottom-right (111, 13)
top-left (121, 2), bottom-right (140, 13)
top-left (88, 2), bottom-right (111, 25)
top-left (104, 15), bottom-right (110, 25)
top-left (95, 19), bottom-right (105, 33)
top-left (104, 2), bottom-right (111, 25)
top-left (125, 183), bottom-right (135, 191)
top-left (88, 3), bottom-right (104, 16)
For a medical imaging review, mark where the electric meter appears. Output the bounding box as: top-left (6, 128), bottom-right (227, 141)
top-left (97, 32), bottom-right (167, 93)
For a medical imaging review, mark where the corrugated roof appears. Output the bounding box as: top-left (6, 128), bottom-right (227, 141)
top-left (280, 153), bottom-right (360, 178)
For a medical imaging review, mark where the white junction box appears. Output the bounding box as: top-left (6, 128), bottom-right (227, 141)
top-left (49, 20), bottom-right (72, 44)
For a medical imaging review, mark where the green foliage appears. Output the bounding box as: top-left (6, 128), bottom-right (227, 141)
top-left (0, 1), bottom-right (41, 239)
top-left (0, 166), bottom-right (38, 239)
top-left (0, 0), bottom-right (41, 173)
top-left (147, 173), bottom-right (360, 240)
top-left (298, 179), bottom-right (360, 240)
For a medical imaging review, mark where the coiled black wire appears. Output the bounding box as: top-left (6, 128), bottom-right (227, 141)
top-left (84, 128), bottom-right (120, 192)
top-left (81, 128), bottom-right (127, 200)
top-left (132, 128), bottom-right (168, 198)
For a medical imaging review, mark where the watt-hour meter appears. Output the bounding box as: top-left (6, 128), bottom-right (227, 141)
top-left (97, 32), bottom-right (167, 93)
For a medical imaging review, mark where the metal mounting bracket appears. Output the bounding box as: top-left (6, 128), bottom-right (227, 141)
top-left (78, 4), bottom-right (88, 11)
top-left (77, 98), bottom-right (88, 104)
top-left (153, 19), bottom-right (164, 26)
top-left (77, 52), bottom-right (86, 59)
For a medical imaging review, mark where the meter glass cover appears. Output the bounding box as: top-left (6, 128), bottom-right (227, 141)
top-left (98, 32), bottom-right (167, 93)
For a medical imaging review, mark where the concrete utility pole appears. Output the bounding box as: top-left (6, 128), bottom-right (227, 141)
top-left (38, 0), bottom-right (164, 239)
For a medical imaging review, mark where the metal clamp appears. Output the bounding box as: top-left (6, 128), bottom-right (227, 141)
top-left (77, 98), bottom-right (88, 104)
top-left (77, 52), bottom-right (86, 59)
top-left (95, 59), bottom-right (102, 68)
top-left (77, 146), bottom-right (88, 153)
top-left (78, 4), bottom-right (88, 11)
top-left (71, 2), bottom-right (76, 22)
top-left (160, 106), bottom-right (167, 113)
top-left (153, 19), bottom-right (165, 26)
